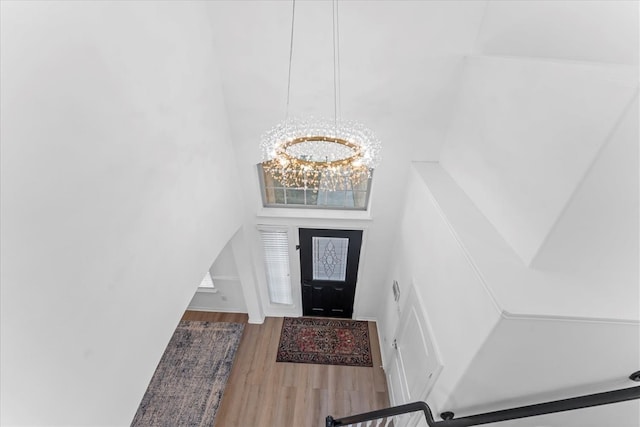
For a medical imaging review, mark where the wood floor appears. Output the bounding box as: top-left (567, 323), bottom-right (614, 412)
top-left (181, 310), bottom-right (391, 427)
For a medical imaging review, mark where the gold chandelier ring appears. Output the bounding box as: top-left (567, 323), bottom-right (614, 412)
top-left (276, 136), bottom-right (365, 167)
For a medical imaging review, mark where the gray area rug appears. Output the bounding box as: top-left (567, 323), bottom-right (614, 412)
top-left (132, 321), bottom-right (244, 427)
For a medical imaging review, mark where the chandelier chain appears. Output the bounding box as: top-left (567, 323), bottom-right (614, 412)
top-left (261, 0), bottom-right (381, 192)
top-left (332, 0), bottom-right (342, 129)
top-left (285, 0), bottom-right (296, 121)
top-left (332, 0), bottom-right (337, 129)
top-left (336, 0), bottom-right (341, 123)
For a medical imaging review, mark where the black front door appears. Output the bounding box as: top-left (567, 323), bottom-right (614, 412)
top-left (299, 228), bottom-right (363, 318)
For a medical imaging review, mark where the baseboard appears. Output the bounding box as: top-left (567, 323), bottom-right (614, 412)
top-left (248, 315), bottom-right (265, 325)
top-left (355, 316), bottom-right (387, 370)
top-left (355, 315), bottom-right (378, 322)
top-left (186, 306), bottom-right (247, 314)
top-left (375, 319), bottom-right (387, 370)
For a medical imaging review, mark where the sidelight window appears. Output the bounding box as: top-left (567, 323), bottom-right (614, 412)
top-left (258, 226), bottom-right (293, 305)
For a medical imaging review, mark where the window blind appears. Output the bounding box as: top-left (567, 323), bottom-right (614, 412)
top-left (258, 228), bottom-right (293, 305)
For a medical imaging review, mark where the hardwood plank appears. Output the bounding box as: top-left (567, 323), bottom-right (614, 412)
top-left (181, 311), bottom-right (390, 426)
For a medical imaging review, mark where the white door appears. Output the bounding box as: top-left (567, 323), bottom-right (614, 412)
top-left (386, 285), bottom-right (442, 427)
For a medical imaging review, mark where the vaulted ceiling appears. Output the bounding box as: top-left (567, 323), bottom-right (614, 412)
top-left (206, 0), bottom-right (638, 273)
top-left (208, 0), bottom-right (638, 165)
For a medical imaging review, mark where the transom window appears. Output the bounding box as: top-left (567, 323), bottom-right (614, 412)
top-left (258, 164), bottom-right (372, 210)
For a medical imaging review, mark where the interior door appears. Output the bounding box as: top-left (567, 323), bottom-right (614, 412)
top-left (299, 228), bottom-right (363, 318)
top-left (386, 285), bottom-right (442, 426)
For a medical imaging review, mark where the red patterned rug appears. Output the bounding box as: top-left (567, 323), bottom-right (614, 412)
top-left (276, 317), bottom-right (373, 367)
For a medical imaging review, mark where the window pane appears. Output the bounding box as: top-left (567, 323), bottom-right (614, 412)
top-left (263, 169), bottom-right (285, 188)
top-left (352, 177), bottom-right (369, 191)
top-left (306, 189), bottom-right (319, 206)
top-left (273, 188), bottom-right (285, 204)
top-left (258, 164), bottom-right (371, 210)
top-left (285, 188), bottom-right (306, 204)
top-left (325, 191), bottom-right (346, 206)
top-left (263, 187), bottom-right (286, 204)
top-left (343, 191), bottom-right (355, 208)
top-left (352, 191), bottom-right (368, 209)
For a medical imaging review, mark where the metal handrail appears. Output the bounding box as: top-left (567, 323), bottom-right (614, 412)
top-left (326, 401), bottom-right (436, 427)
top-left (327, 376), bottom-right (640, 427)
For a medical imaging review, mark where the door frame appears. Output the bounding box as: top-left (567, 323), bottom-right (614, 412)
top-left (294, 224), bottom-right (369, 319)
top-left (252, 222), bottom-right (369, 319)
top-left (299, 228), bottom-right (363, 318)
top-left (385, 281), bottom-right (443, 421)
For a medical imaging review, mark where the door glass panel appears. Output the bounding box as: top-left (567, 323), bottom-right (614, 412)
top-left (312, 237), bottom-right (349, 281)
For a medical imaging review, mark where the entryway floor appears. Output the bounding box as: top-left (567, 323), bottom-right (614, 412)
top-left (181, 311), bottom-right (390, 427)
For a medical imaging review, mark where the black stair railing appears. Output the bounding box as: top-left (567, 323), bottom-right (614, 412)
top-left (326, 372), bottom-right (640, 427)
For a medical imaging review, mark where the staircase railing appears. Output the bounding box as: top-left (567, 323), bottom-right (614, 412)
top-left (326, 372), bottom-right (640, 427)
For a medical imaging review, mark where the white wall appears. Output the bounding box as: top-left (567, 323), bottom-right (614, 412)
top-left (0, 2), bottom-right (243, 425)
top-left (188, 238), bottom-right (248, 314)
top-left (440, 56), bottom-right (638, 265)
top-left (475, 0), bottom-right (639, 65)
top-left (413, 161), bottom-right (638, 321)
top-left (532, 93), bottom-right (639, 291)
top-left (379, 165), bottom-right (502, 412)
top-left (450, 315), bottom-right (640, 424)
top-left (430, 8), bottom-right (640, 421)
top-left (489, 399), bottom-right (639, 427)
top-left (384, 163), bottom-right (639, 424)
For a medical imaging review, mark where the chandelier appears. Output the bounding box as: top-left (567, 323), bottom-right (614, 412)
top-left (260, 0), bottom-right (381, 191)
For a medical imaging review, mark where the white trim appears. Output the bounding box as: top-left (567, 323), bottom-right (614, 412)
top-left (210, 275), bottom-right (241, 281)
top-left (355, 315), bottom-right (378, 322)
top-left (195, 288), bottom-right (219, 294)
top-left (500, 310), bottom-right (640, 326)
top-left (257, 207), bottom-right (373, 221)
top-left (247, 315), bottom-right (265, 325)
top-left (186, 306), bottom-right (247, 314)
top-left (374, 318), bottom-right (387, 370)
top-left (347, 225), bottom-right (369, 320)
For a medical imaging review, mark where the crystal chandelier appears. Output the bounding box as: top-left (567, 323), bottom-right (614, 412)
top-left (260, 0), bottom-right (381, 191)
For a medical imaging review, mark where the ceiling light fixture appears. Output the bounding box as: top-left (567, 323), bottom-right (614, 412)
top-left (260, 0), bottom-right (381, 191)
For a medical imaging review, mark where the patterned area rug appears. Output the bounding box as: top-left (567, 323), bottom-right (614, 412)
top-left (132, 321), bottom-right (244, 426)
top-left (276, 317), bottom-right (373, 367)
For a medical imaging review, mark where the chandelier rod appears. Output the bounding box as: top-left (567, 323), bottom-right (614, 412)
top-left (332, 0), bottom-right (342, 130)
top-left (285, 0), bottom-right (296, 121)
